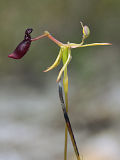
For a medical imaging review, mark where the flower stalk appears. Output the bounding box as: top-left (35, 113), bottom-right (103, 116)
top-left (58, 81), bottom-right (81, 160)
top-left (62, 47), bottom-right (69, 160)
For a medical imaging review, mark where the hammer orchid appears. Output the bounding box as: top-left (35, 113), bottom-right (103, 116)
top-left (8, 22), bottom-right (111, 160)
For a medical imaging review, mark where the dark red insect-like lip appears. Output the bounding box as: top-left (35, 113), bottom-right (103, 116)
top-left (8, 28), bottom-right (33, 59)
top-left (8, 39), bottom-right (31, 59)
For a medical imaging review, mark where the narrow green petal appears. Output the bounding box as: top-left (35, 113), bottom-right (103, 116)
top-left (70, 43), bottom-right (112, 48)
top-left (57, 52), bottom-right (72, 82)
top-left (79, 43), bottom-right (112, 47)
top-left (44, 49), bottom-right (62, 72)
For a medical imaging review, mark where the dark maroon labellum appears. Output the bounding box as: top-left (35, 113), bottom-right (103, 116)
top-left (8, 28), bottom-right (33, 59)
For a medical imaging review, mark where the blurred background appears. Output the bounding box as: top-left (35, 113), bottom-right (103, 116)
top-left (0, 0), bottom-right (120, 159)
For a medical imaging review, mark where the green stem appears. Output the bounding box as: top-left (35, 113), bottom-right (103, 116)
top-left (63, 72), bottom-right (68, 160)
top-left (63, 73), bottom-right (81, 160)
top-left (58, 82), bottom-right (81, 160)
top-left (62, 47), bottom-right (81, 160)
top-left (62, 47), bottom-right (69, 160)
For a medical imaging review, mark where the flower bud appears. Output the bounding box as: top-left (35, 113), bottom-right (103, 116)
top-left (8, 28), bottom-right (33, 59)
